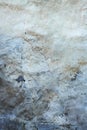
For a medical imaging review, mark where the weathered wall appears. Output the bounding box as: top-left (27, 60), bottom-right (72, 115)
top-left (0, 0), bottom-right (87, 129)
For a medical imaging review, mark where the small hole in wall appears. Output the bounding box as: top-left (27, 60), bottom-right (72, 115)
top-left (15, 75), bottom-right (25, 83)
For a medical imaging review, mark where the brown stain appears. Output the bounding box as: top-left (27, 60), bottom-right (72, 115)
top-left (27, 0), bottom-right (62, 11)
top-left (26, 31), bottom-right (45, 41)
top-left (64, 66), bottom-right (80, 73)
top-left (22, 36), bottom-right (31, 43)
top-left (59, 66), bottom-right (81, 81)
top-left (19, 31), bottom-right (47, 44)
top-left (61, 60), bottom-right (87, 81)
top-left (78, 61), bottom-right (87, 66)
top-left (0, 3), bottom-right (24, 11)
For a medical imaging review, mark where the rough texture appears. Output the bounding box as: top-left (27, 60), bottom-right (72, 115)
top-left (0, 0), bottom-right (87, 129)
